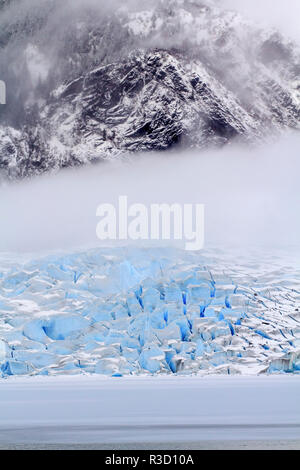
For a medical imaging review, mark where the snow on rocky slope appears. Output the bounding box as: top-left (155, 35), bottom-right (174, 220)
top-left (0, 247), bottom-right (299, 377)
top-left (0, 0), bottom-right (299, 179)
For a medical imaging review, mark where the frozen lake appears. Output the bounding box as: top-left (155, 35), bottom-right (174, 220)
top-left (0, 375), bottom-right (299, 448)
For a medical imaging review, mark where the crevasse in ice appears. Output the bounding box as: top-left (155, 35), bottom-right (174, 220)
top-left (0, 247), bottom-right (299, 377)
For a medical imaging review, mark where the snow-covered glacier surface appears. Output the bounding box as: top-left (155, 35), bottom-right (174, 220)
top-left (0, 247), bottom-right (299, 378)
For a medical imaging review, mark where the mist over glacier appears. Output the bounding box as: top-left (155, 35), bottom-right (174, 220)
top-left (0, 133), bottom-right (299, 253)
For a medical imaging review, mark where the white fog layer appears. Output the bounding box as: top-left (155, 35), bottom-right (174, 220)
top-left (0, 1), bottom-right (299, 385)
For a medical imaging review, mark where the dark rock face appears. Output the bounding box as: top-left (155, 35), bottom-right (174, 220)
top-left (0, 0), bottom-right (299, 179)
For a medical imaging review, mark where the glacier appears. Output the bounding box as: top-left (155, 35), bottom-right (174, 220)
top-left (0, 246), bottom-right (299, 378)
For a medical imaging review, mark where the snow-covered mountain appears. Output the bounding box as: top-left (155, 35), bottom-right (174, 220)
top-left (0, 0), bottom-right (299, 179)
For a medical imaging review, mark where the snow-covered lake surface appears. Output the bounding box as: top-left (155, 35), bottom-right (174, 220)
top-left (0, 246), bottom-right (299, 377)
top-left (0, 375), bottom-right (299, 447)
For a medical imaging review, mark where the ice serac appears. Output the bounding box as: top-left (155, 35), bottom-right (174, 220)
top-left (0, 0), bottom-right (299, 179)
top-left (0, 247), bottom-right (299, 377)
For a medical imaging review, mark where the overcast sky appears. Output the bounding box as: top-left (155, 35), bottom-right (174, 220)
top-left (223, 0), bottom-right (300, 43)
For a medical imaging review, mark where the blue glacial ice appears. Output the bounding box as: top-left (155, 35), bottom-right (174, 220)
top-left (0, 247), bottom-right (299, 377)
